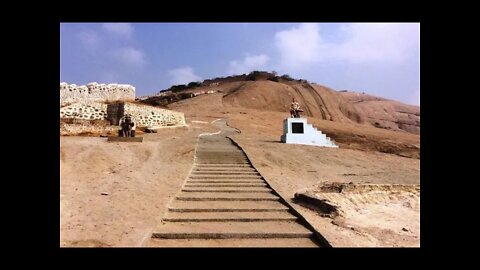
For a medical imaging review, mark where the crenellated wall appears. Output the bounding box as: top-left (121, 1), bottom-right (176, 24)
top-left (60, 82), bottom-right (135, 105)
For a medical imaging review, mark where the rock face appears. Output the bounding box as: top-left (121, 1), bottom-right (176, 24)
top-left (60, 82), bottom-right (135, 106)
top-left (339, 92), bottom-right (420, 135)
top-left (220, 81), bottom-right (419, 134)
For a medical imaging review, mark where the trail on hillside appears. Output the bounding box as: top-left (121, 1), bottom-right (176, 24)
top-left (304, 84), bottom-right (332, 121)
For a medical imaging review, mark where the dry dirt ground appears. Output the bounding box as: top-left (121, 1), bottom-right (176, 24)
top-left (295, 183), bottom-right (419, 247)
top-left (60, 122), bottom-right (218, 247)
top-left (60, 94), bottom-right (419, 247)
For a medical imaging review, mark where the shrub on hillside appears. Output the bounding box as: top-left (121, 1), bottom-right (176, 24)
top-left (170, 84), bottom-right (188, 92)
top-left (187, 81), bottom-right (201, 88)
top-left (281, 74), bottom-right (294, 81)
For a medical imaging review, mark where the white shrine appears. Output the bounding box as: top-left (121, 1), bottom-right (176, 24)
top-left (280, 118), bottom-right (338, 148)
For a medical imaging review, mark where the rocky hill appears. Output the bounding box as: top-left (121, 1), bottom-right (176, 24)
top-left (140, 71), bottom-right (419, 134)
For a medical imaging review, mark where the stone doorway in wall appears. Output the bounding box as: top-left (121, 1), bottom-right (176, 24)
top-left (107, 102), bottom-right (125, 125)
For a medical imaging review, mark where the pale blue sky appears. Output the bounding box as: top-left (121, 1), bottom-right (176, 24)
top-left (60, 23), bottom-right (420, 105)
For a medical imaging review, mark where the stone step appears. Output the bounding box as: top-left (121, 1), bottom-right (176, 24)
top-left (196, 162), bottom-right (250, 164)
top-left (181, 187), bottom-right (272, 193)
top-left (197, 156), bottom-right (247, 159)
top-left (191, 171), bottom-right (260, 175)
top-left (152, 221), bottom-right (313, 239)
top-left (197, 152), bottom-right (246, 154)
top-left (181, 190), bottom-right (271, 193)
top-left (196, 155), bottom-right (248, 158)
top-left (194, 169), bottom-right (257, 172)
top-left (190, 176), bottom-right (262, 179)
top-left (187, 180), bottom-right (265, 183)
top-left (196, 164), bottom-right (251, 166)
top-left (196, 152), bottom-right (244, 154)
top-left (196, 160), bottom-right (249, 163)
top-left (184, 183), bottom-right (267, 187)
top-left (196, 154), bottom-right (245, 156)
top-left (192, 168), bottom-right (258, 173)
top-left (196, 159), bottom-right (248, 161)
top-left (196, 147), bottom-right (240, 149)
top-left (190, 176), bottom-right (261, 179)
top-left (162, 211), bottom-right (297, 222)
top-left (193, 171), bottom-right (257, 174)
top-left (146, 237), bottom-right (318, 247)
top-left (196, 152), bottom-right (246, 156)
top-left (194, 168), bottom-right (256, 171)
top-left (176, 192), bottom-right (279, 201)
top-left (195, 164), bottom-right (252, 167)
top-left (195, 162), bottom-right (250, 165)
top-left (194, 168), bottom-right (254, 171)
top-left (168, 200), bottom-right (289, 212)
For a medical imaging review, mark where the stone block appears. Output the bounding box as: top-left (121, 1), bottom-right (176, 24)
top-left (107, 137), bottom-right (143, 142)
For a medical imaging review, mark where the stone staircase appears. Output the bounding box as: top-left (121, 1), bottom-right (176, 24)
top-left (307, 123), bottom-right (337, 146)
top-left (145, 121), bottom-right (323, 247)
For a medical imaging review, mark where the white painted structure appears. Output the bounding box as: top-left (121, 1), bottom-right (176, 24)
top-left (280, 118), bottom-right (338, 148)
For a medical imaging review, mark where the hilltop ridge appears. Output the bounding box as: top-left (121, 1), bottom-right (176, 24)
top-left (140, 71), bottom-right (420, 134)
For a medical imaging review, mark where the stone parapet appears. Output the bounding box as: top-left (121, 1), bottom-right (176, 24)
top-left (60, 82), bottom-right (135, 105)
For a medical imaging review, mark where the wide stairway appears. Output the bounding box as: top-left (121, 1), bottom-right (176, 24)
top-left (146, 119), bottom-right (322, 247)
